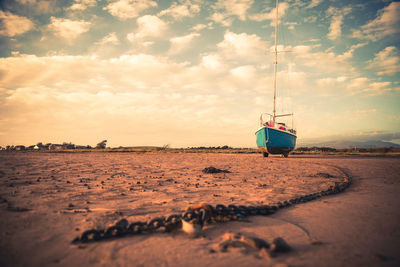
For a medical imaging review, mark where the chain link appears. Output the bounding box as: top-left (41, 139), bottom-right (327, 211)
top-left (72, 165), bottom-right (351, 243)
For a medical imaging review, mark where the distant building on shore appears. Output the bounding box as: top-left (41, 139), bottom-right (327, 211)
top-left (15, 145), bottom-right (26, 151)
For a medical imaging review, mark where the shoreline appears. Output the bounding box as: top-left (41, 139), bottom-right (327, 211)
top-left (1, 149), bottom-right (400, 158)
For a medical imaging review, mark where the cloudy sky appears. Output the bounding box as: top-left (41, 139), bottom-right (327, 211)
top-left (0, 0), bottom-right (399, 148)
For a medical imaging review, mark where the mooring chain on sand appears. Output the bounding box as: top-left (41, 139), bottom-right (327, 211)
top-left (72, 164), bottom-right (352, 244)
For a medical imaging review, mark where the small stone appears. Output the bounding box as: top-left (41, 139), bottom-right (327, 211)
top-left (116, 219), bottom-right (128, 228)
top-left (241, 236), bottom-right (270, 250)
top-left (202, 166), bottom-right (231, 174)
top-left (270, 237), bottom-right (291, 253)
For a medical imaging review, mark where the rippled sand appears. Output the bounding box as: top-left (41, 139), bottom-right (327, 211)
top-left (0, 152), bottom-right (398, 266)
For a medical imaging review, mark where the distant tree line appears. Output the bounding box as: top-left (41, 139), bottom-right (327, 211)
top-left (295, 146), bottom-right (400, 153)
top-left (1, 140), bottom-right (108, 151)
top-left (186, 145), bottom-right (232, 150)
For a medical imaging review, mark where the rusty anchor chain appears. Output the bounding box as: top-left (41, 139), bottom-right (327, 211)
top-left (72, 165), bottom-right (351, 243)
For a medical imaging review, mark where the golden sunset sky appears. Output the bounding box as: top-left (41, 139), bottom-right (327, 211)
top-left (0, 0), bottom-right (399, 147)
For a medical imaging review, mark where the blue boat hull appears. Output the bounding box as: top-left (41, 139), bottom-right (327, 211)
top-left (256, 127), bottom-right (297, 155)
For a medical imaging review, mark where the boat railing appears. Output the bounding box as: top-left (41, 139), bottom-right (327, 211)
top-left (259, 112), bottom-right (296, 134)
top-left (259, 113), bottom-right (274, 126)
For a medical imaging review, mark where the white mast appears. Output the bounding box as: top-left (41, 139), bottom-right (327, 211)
top-left (272, 0), bottom-right (279, 124)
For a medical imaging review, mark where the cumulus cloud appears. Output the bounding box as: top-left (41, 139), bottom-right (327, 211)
top-left (16, 0), bottom-right (58, 14)
top-left (201, 54), bottom-right (224, 70)
top-left (209, 12), bottom-right (233, 27)
top-left (346, 77), bottom-right (392, 96)
top-left (169, 32), bottom-right (200, 54)
top-left (307, 0), bottom-right (323, 9)
top-left (352, 1), bottom-right (400, 41)
top-left (104, 0), bottom-right (157, 20)
top-left (159, 1), bottom-right (200, 20)
top-left (0, 53), bottom-right (234, 98)
top-left (316, 76), bottom-right (347, 87)
top-left (366, 82), bottom-right (392, 96)
top-left (366, 46), bottom-right (400, 76)
top-left (326, 7), bottom-right (351, 40)
top-left (249, 2), bottom-right (289, 23)
top-left (347, 77), bottom-right (369, 89)
top-left (0, 10), bottom-right (34, 37)
top-left (96, 32), bottom-right (119, 46)
top-left (285, 44), bottom-right (358, 73)
top-left (327, 15), bottom-right (343, 40)
top-left (16, 0), bottom-right (35, 3)
top-left (68, 0), bottom-right (97, 11)
top-left (230, 65), bottom-right (256, 79)
top-left (48, 17), bottom-right (91, 39)
top-left (210, 0), bottom-right (255, 26)
top-left (214, 0), bottom-right (254, 21)
top-left (217, 31), bottom-right (267, 62)
top-left (192, 23), bottom-right (213, 31)
top-left (90, 33), bottom-right (121, 58)
top-left (304, 15), bottom-right (317, 23)
top-left (127, 15), bottom-right (167, 42)
top-left (0, 54), bottom-right (100, 89)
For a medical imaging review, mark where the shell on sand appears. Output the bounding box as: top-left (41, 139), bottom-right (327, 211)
top-left (181, 218), bottom-right (203, 235)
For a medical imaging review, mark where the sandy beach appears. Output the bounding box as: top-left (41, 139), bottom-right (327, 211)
top-left (0, 152), bottom-right (399, 266)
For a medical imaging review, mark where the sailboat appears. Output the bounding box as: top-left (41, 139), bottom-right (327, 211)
top-left (255, 0), bottom-right (297, 157)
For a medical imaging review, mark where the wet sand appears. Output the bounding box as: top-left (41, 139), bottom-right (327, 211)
top-left (0, 152), bottom-right (399, 266)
